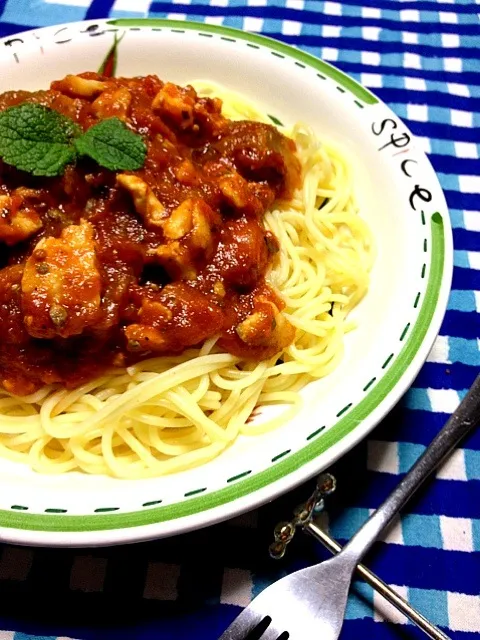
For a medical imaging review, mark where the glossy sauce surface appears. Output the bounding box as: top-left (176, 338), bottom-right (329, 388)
top-left (0, 73), bottom-right (301, 395)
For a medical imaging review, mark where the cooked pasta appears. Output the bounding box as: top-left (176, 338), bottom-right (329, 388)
top-left (0, 79), bottom-right (374, 477)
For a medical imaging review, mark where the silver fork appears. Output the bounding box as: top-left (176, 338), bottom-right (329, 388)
top-left (219, 374), bottom-right (480, 640)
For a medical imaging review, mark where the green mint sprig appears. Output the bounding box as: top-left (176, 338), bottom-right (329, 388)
top-left (0, 103), bottom-right (80, 176)
top-left (0, 103), bottom-right (146, 177)
top-left (74, 117), bottom-right (146, 172)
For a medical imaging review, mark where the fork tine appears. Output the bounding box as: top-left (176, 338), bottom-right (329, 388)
top-left (219, 612), bottom-right (285, 640)
top-left (256, 621), bottom-right (285, 640)
top-left (218, 607), bottom-right (264, 640)
top-left (244, 616), bottom-right (284, 640)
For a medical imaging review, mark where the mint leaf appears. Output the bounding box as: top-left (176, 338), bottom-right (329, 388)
top-left (74, 117), bottom-right (146, 171)
top-left (0, 105), bottom-right (146, 176)
top-left (0, 103), bottom-right (80, 176)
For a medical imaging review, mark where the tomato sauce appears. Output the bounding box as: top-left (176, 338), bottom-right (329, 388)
top-left (0, 73), bottom-right (301, 395)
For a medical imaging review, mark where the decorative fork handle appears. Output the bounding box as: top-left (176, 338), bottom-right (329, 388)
top-left (342, 374), bottom-right (480, 563)
top-left (305, 521), bottom-right (451, 640)
top-left (271, 478), bottom-right (450, 639)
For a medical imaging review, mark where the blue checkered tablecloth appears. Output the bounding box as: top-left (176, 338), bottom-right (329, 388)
top-left (0, 0), bottom-right (478, 638)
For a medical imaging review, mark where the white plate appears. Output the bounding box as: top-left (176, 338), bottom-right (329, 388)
top-left (0, 19), bottom-right (452, 547)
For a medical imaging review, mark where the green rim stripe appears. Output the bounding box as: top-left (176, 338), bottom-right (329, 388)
top-left (363, 378), bottom-right (376, 392)
top-left (0, 214), bottom-right (444, 532)
top-left (306, 426), bottom-right (325, 440)
top-left (142, 500), bottom-right (162, 507)
top-left (106, 19), bottom-right (378, 105)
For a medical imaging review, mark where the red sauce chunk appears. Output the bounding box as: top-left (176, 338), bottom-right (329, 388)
top-left (0, 73), bottom-right (301, 395)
